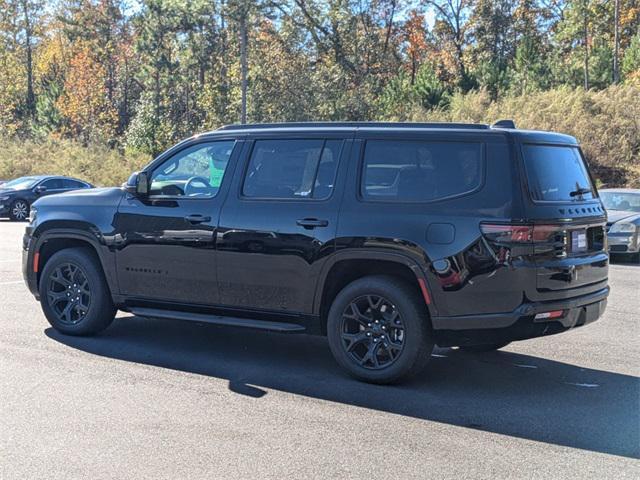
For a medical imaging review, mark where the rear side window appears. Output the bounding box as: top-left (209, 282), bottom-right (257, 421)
top-left (522, 145), bottom-right (594, 202)
top-left (243, 139), bottom-right (342, 199)
top-left (62, 179), bottom-right (87, 189)
top-left (361, 140), bottom-right (483, 202)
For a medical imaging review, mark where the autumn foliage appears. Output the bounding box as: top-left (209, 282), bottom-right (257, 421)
top-left (0, 0), bottom-right (638, 186)
top-left (57, 45), bottom-right (118, 143)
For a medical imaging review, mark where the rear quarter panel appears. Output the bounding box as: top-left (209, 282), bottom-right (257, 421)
top-left (335, 131), bottom-right (527, 317)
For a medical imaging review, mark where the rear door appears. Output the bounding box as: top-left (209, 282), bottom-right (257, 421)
top-left (519, 142), bottom-right (608, 299)
top-left (216, 134), bottom-right (351, 314)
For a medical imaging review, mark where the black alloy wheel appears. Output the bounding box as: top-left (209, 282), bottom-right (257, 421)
top-left (39, 247), bottom-right (116, 336)
top-left (327, 275), bottom-right (433, 384)
top-left (340, 295), bottom-right (405, 370)
top-left (46, 262), bottom-right (92, 325)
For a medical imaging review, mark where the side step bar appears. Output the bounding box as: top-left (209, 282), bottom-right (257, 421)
top-left (128, 307), bottom-right (306, 333)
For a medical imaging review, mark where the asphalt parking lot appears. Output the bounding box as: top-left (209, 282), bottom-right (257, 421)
top-left (0, 219), bottom-right (638, 479)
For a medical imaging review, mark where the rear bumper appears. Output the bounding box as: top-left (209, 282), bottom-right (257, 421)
top-left (433, 287), bottom-right (609, 347)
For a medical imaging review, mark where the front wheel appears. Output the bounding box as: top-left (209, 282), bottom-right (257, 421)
top-left (39, 247), bottom-right (116, 336)
top-left (327, 275), bottom-right (433, 384)
top-left (9, 199), bottom-right (29, 221)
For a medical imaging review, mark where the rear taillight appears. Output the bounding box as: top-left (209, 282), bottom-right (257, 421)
top-left (480, 224), bottom-right (533, 243)
top-left (480, 223), bottom-right (565, 244)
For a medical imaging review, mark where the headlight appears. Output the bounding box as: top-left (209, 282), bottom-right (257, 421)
top-left (0, 195), bottom-right (10, 201)
top-left (609, 222), bottom-right (637, 234)
top-left (28, 206), bottom-right (37, 223)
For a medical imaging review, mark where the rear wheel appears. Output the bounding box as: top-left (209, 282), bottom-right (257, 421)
top-left (39, 248), bottom-right (116, 335)
top-left (9, 199), bottom-right (29, 221)
top-left (327, 275), bottom-right (433, 384)
top-left (460, 342), bottom-right (510, 353)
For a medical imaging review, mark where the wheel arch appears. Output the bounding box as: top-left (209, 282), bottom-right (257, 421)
top-left (314, 251), bottom-right (436, 335)
top-left (33, 226), bottom-right (118, 297)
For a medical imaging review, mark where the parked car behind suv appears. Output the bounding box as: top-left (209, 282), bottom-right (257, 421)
top-left (600, 188), bottom-right (640, 262)
top-left (22, 122), bottom-right (609, 383)
top-left (1, 175), bottom-right (93, 221)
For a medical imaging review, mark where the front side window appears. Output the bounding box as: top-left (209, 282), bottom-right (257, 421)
top-left (361, 140), bottom-right (483, 202)
top-left (242, 139), bottom-right (342, 199)
top-left (149, 140), bottom-right (235, 197)
top-left (522, 145), bottom-right (595, 202)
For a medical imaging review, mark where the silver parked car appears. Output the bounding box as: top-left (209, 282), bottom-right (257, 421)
top-left (600, 188), bottom-right (640, 262)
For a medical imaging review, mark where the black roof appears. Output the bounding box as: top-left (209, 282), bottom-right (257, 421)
top-left (210, 120), bottom-right (578, 145)
top-left (218, 121), bottom-right (491, 131)
top-left (209, 120), bottom-right (577, 145)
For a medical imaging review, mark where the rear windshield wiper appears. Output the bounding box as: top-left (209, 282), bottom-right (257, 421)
top-left (569, 185), bottom-right (592, 197)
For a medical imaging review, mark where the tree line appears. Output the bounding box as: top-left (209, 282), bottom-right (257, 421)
top-left (0, 0), bottom-right (639, 158)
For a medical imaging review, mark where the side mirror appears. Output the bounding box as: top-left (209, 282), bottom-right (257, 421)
top-left (123, 171), bottom-right (150, 197)
top-left (137, 171), bottom-right (149, 196)
top-left (34, 185), bottom-right (47, 195)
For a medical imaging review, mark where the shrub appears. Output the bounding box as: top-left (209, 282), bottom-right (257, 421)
top-left (0, 137), bottom-right (150, 187)
top-left (408, 85), bottom-right (640, 187)
top-left (1, 85), bottom-right (638, 188)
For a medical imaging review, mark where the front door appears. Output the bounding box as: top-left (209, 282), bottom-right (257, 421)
top-left (216, 136), bottom-right (350, 314)
top-left (114, 138), bottom-right (240, 306)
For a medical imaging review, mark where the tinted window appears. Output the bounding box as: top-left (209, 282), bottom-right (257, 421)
top-left (62, 179), bottom-right (87, 189)
top-left (361, 140), bottom-right (482, 201)
top-left (150, 141), bottom-right (235, 197)
top-left (243, 139), bottom-right (342, 199)
top-left (41, 178), bottom-right (64, 190)
top-left (522, 145), bottom-right (594, 201)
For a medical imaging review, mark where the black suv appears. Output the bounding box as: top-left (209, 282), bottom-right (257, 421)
top-left (22, 122), bottom-right (609, 383)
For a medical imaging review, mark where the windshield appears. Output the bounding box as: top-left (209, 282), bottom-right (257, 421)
top-left (2, 177), bottom-right (40, 190)
top-left (600, 192), bottom-right (640, 212)
top-left (522, 145), bottom-right (595, 202)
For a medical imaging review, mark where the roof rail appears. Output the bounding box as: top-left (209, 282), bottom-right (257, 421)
top-left (217, 121), bottom-right (490, 131)
top-left (491, 119), bottom-right (516, 129)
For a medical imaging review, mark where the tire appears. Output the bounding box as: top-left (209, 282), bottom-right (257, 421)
top-left (39, 247), bottom-right (116, 336)
top-left (8, 199), bottom-right (29, 221)
top-left (460, 342), bottom-right (510, 353)
top-left (327, 275), bottom-right (434, 384)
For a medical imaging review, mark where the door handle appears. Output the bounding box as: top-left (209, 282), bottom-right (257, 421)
top-left (296, 218), bottom-right (329, 229)
top-left (185, 214), bottom-right (211, 224)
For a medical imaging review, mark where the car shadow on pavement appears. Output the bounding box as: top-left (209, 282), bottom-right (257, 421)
top-left (46, 315), bottom-right (640, 459)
